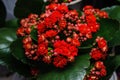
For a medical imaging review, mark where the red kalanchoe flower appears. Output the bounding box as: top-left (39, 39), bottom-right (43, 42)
top-left (54, 40), bottom-right (78, 57)
top-left (88, 22), bottom-right (100, 33)
top-left (53, 56), bottom-right (67, 68)
top-left (78, 24), bottom-right (92, 38)
top-left (71, 38), bottom-right (81, 47)
top-left (43, 56), bottom-right (52, 64)
top-left (45, 30), bottom-right (58, 38)
top-left (47, 3), bottom-right (58, 10)
top-left (38, 35), bottom-right (45, 43)
top-left (69, 10), bottom-right (79, 17)
top-left (96, 37), bottom-right (108, 52)
top-left (37, 42), bottom-right (48, 56)
top-left (100, 68), bottom-right (107, 77)
top-left (16, 27), bottom-right (25, 36)
top-left (83, 5), bottom-right (93, 11)
top-left (86, 14), bottom-right (96, 23)
top-left (37, 23), bottom-right (46, 33)
top-left (58, 19), bottom-right (67, 30)
top-left (90, 48), bottom-right (103, 60)
top-left (57, 4), bottom-right (69, 13)
top-left (95, 61), bottom-right (105, 70)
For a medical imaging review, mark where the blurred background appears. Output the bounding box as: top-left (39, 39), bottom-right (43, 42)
top-left (0, 0), bottom-right (120, 80)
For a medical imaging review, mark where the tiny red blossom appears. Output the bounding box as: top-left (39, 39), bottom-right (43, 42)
top-left (53, 56), bottom-right (67, 68)
top-left (90, 48), bottom-right (103, 60)
top-left (37, 42), bottom-right (48, 56)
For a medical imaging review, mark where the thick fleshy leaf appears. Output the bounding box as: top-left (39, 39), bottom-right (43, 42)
top-left (0, 0), bottom-right (6, 27)
top-left (0, 28), bottom-right (17, 66)
top-left (31, 29), bottom-right (38, 41)
top-left (101, 55), bottom-right (120, 80)
top-left (0, 28), bottom-right (17, 50)
top-left (102, 6), bottom-right (120, 22)
top-left (0, 50), bottom-right (31, 77)
top-left (5, 19), bottom-right (19, 28)
top-left (14, 0), bottom-right (44, 18)
top-left (37, 54), bottom-right (90, 80)
top-left (79, 19), bottom-right (119, 49)
top-left (108, 30), bottom-right (120, 47)
top-left (96, 19), bottom-right (119, 41)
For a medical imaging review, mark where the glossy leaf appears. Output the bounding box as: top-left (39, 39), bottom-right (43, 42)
top-left (5, 19), bottom-right (19, 28)
top-left (108, 30), bottom-right (120, 47)
top-left (0, 50), bottom-right (31, 77)
top-left (31, 29), bottom-right (38, 41)
top-left (97, 19), bottom-right (119, 41)
top-left (0, 28), bottom-right (17, 50)
top-left (0, 0), bottom-right (6, 27)
top-left (14, 0), bottom-right (44, 18)
top-left (37, 54), bottom-right (90, 80)
top-left (102, 6), bottom-right (120, 22)
top-left (0, 28), bottom-right (17, 66)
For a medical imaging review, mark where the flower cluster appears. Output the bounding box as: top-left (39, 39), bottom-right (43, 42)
top-left (85, 37), bottom-right (108, 80)
top-left (16, 2), bottom-right (108, 77)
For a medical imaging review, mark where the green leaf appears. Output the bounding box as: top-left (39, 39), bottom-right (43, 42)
top-left (108, 30), bottom-right (120, 47)
top-left (0, 28), bottom-right (17, 50)
top-left (11, 38), bottom-right (37, 66)
top-left (31, 29), bottom-right (38, 41)
top-left (14, 0), bottom-right (44, 18)
top-left (101, 55), bottom-right (120, 80)
top-left (37, 54), bottom-right (90, 80)
top-left (5, 19), bottom-right (19, 28)
top-left (102, 5), bottom-right (120, 22)
top-left (117, 0), bottom-right (120, 2)
top-left (97, 19), bottom-right (119, 41)
top-left (0, 28), bottom-right (17, 66)
top-left (0, 50), bottom-right (31, 77)
top-left (0, 0), bottom-right (6, 27)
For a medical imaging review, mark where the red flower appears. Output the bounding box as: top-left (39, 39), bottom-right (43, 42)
top-left (88, 22), bottom-right (100, 33)
top-left (69, 10), bottom-right (78, 16)
top-left (38, 35), bottom-right (45, 43)
top-left (83, 5), bottom-right (93, 11)
top-left (78, 24), bottom-right (91, 37)
top-left (37, 23), bottom-right (46, 33)
top-left (44, 11), bottom-right (62, 28)
top-left (54, 40), bottom-right (78, 57)
top-left (54, 40), bottom-right (67, 48)
top-left (44, 17), bottom-right (53, 28)
top-left (90, 48), bottom-right (103, 60)
top-left (96, 37), bottom-right (108, 52)
top-left (50, 11), bottom-right (62, 21)
top-left (16, 27), bottom-right (25, 36)
top-left (42, 56), bottom-right (51, 64)
top-left (86, 14), bottom-right (96, 23)
top-left (45, 30), bottom-right (58, 38)
top-left (95, 61), bottom-right (105, 70)
top-left (100, 68), bottom-right (107, 77)
top-left (58, 20), bottom-right (67, 30)
top-left (53, 56), bottom-right (67, 68)
top-left (37, 42), bottom-right (48, 56)
top-left (57, 4), bottom-right (68, 13)
top-left (48, 3), bottom-right (58, 10)
top-left (71, 38), bottom-right (81, 47)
